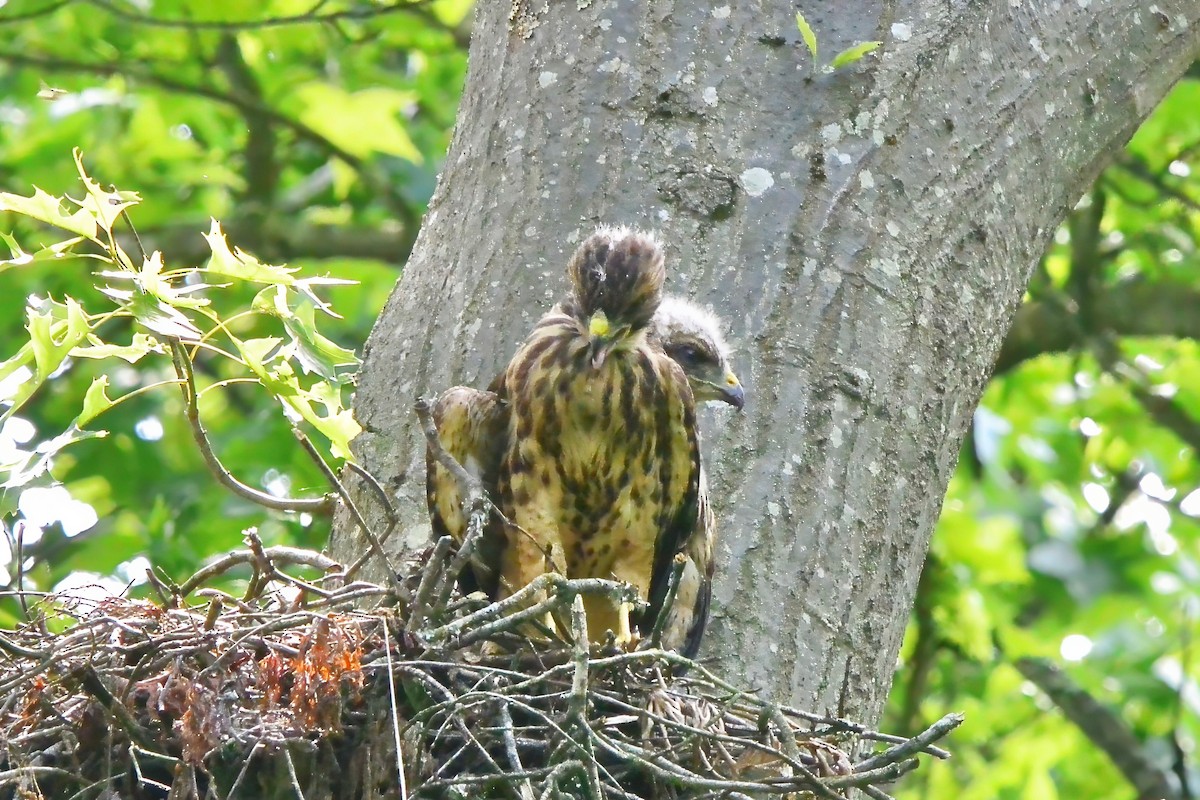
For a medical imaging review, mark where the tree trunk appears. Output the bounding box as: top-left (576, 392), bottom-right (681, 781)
top-left (329, 1), bottom-right (1200, 726)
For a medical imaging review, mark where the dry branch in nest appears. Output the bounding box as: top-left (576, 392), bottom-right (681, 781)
top-left (0, 527), bottom-right (961, 800)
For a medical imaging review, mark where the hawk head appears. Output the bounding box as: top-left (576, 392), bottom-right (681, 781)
top-left (566, 226), bottom-right (666, 367)
top-left (653, 296), bottom-right (746, 410)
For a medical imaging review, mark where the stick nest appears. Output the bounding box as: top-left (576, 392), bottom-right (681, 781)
top-left (0, 534), bottom-right (960, 800)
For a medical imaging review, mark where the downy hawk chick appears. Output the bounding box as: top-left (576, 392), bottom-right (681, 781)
top-left (427, 227), bottom-right (734, 652)
top-left (427, 294), bottom-right (742, 656)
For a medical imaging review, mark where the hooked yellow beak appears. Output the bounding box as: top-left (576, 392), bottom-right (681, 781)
top-left (721, 371), bottom-right (746, 410)
top-left (588, 311), bottom-right (615, 367)
top-left (588, 311), bottom-right (611, 339)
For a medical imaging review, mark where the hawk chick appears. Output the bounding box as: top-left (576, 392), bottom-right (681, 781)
top-left (499, 227), bottom-right (701, 644)
top-left (427, 295), bottom-right (743, 656)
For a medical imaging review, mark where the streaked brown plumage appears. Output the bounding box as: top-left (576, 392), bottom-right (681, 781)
top-left (427, 229), bottom-right (743, 654)
top-left (501, 227), bottom-right (698, 644)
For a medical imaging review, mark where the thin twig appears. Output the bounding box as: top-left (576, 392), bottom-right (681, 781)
top-left (340, 460), bottom-right (400, 582)
top-left (854, 712), bottom-right (964, 772)
top-left (822, 759), bottom-right (920, 788)
top-left (497, 701), bottom-right (535, 800)
top-left (383, 622), bottom-right (409, 800)
top-left (406, 536), bottom-right (453, 631)
top-left (568, 595), bottom-right (603, 800)
top-left (177, 546), bottom-right (339, 597)
top-left (168, 340), bottom-right (332, 514)
top-left (421, 574), bottom-right (633, 645)
top-left (289, 426), bottom-right (403, 592)
top-left (343, 460), bottom-right (397, 523)
top-left (433, 500), bottom-right (488, 611)
top-left (0, 544), bottom-right (960, 800)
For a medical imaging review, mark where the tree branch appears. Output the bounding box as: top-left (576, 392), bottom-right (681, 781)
top-left (994, 281), bottom-right (1200, 375)
top-left (168, 340), bottom-right (333, 515)
top-left (214, 34), bottom-right (279, 211)
top-left (76, 0), bottom-right (429, 31)
top-left (118, 219), bottom-right (414, 268)
top-left (1016, 657), bottom-right (1180, 800)
top-left (0, 50), bottom-right (370, 171)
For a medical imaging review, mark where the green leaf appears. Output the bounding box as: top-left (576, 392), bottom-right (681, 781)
top-left (0, 346), bottom-right (35, 396)
top-left (203, 219), bottom-right (300, 284)
top-left (933, 587), bottom-right (995, 662)
top-left (254, 286), bottom-right (359, 380)
top-left (0, 232), bottom-right (31, 272)
top-left (1, 234), bottom-right (97, 275)
top-left (829, 40), bottom-right (881, 69)
top-left (289, 379), bottom-right (362, 461)
top-left (292, 83), bottom-right (422, 162)
top-left (29, 296), bottom-right (92, 373)
top-left (235, 336), bottom-right (285, 379)
top-left (78, 375), bottom-right (115, 427)
top-left (72, 148), bottom-right (140, 235)
top-left (0, 186), bottom-right (99, 242)
top-left (431, 0), bottom-right (472, 25)
top-left (97, 253), bottom-right (206, 338)
top-left (795, 12), bottom-right (818, 69)
top-left (136, 251), bottom-right (209, 309)
top-left (2, 425), bottom-right (108, 490)
top-left (2, 297), bottom-right (95, 421)
top-left (1023, 770), bottom-right (1059, 800)
top-left (71, 333), bottom-right (160, 363)
top-left (228, 333), bottom-right (359, 459)
top-left (121, 290), bottom-right (204, 340)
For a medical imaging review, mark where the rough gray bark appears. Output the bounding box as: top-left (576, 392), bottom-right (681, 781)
top-left (329, 1), bottom-right (1200, 726)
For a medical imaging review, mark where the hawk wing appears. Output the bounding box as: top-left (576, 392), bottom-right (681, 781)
top-left (425, 385), bottom-right (508, 598)
top-left (635, 355), bottom-right (707, 657)
top-left (645, 467), bottom-right (714, 660)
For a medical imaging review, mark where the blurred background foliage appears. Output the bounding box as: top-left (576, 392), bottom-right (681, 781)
top-left (0, 2), bottom-right (1195, 798)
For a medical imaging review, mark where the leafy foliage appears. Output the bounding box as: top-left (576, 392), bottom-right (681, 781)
top-left (1, 152), bottom-right (359, 614)
top-left (888, 76), bottom-right (1200, 799)
top-left (0, 0), bottom-right (467, 621)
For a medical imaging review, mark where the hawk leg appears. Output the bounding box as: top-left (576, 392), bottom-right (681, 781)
top-left (499, 518), bottom-right (568, 638)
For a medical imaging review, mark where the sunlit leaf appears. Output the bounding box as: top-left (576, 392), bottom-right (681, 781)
top-left (431, 0), bottom-right (472, 25)
top-left (254, 286), bottom-right (359, 380)
top-left (77, 375), bottom-right (115, 427)
top-left (136, 251), bottom-right (209, 309)
top-left (238, 336), bottom-right (283, 371)
top-left (203, 219), bottom-right (300, 284)
top-left (38, 236), bottom-right (94, 264)
top-left (2, 425), bottom-right (108, 490)
top-left (2, 297), bottom-right (94, 421)
top-left (795, 12), bottom-right (818, 69)
top-left (38, 81), bottom-right (68, 101)
top-left (124, 291), bottom-right (204, 340)
top-left (933, 587), bottom-right (994, 662)
top-left (72, 148), bottom-right (140, 234)
top-left (292, 83), bottom-right (422, 162)
top-left (0, 186), bottom-right (98, 241)
top-left (1023, 769), bottom-right (1059, 800)
top-left (286, 379), bottom-right (361, 461)
top-left (829, 40), bottom-right (881, 69)
top-left (71, 333), bottom-right (160, 363)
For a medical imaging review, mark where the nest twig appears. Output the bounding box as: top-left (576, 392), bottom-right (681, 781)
top-left (0, 399), bottom-right (962, 798)
top-left (0, 532), bottom-right (961, 800)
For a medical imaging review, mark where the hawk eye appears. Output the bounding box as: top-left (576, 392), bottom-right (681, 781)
top-left (673, 345), bottom-right (701, 365)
